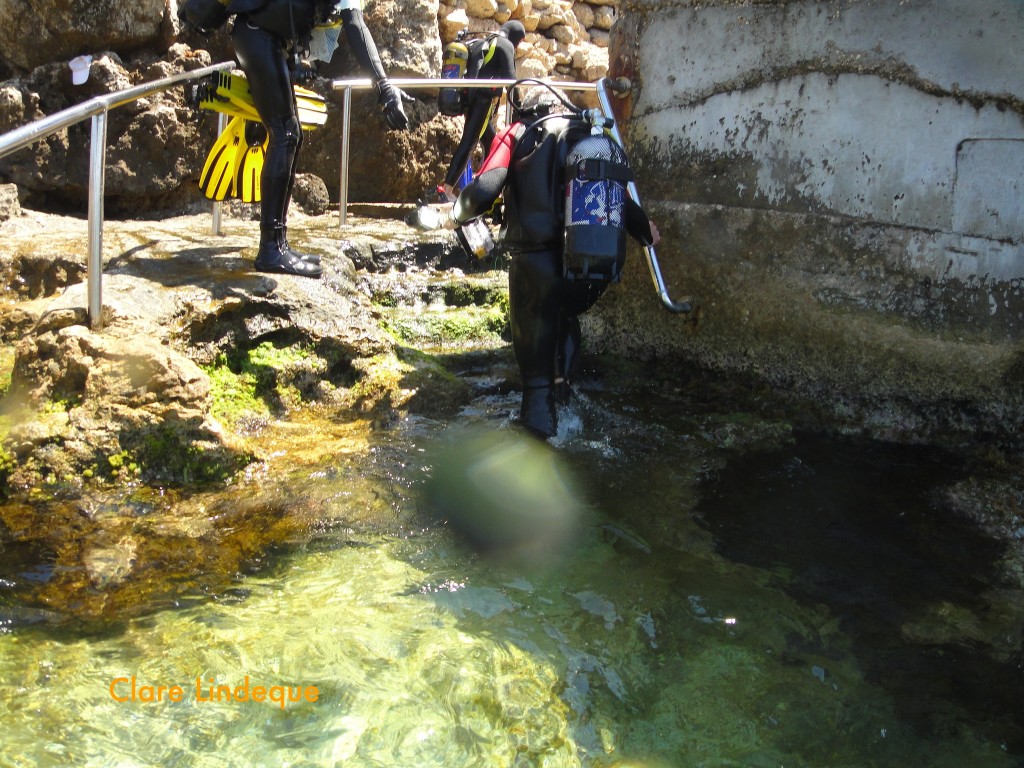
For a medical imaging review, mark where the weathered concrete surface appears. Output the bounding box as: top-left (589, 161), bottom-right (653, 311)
top-left (599, 0), bottom-right (1024, 448)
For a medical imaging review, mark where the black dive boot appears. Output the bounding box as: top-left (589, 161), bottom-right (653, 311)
top-left (280, 226), bottom-right (320, 265)
top-left (520, 383), bottom-right (557, 440)
top-left (254, 226), bottom-right (323, 278)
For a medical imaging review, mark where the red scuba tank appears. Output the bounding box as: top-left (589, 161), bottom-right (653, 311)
top-left (438, 37), bottom-right (470, 116)
top-left (562, 132), bottom-right (634, 282)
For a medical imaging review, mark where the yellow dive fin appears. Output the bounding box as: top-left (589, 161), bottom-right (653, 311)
top-left (235, 121), bottom-right (268, 203)
top-left (199, 71), bottom-right (328, 130)
top-left (199, 115), bottom-right (246, 201)
top-left (293, 85), bottom-right (329, 127)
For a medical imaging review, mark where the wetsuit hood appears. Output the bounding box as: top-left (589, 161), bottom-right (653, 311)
top-left (500, 20), bottom-right (526, 47)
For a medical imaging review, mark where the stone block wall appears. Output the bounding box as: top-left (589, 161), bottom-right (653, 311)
top-left (438, 0), bottom-right (611, 85)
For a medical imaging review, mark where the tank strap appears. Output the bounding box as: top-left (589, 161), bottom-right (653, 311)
top-left (466, 34), bottom-right (499, 67)
top-left (481, 37), bottom-right (498, 66)
top-left (567, 158), bottom-right (633, 183)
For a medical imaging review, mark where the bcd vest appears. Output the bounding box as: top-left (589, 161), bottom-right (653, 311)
top-left (504, 115), bottom-right (633, 282)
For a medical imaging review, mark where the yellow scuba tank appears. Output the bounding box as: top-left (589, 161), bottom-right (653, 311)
top-left (438, 34), bottom-right (470, 116)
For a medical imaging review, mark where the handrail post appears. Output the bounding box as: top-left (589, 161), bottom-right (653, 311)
top-left (596, 78), bottom-right (691, 314)
top-left (211, 112), bottom-right (228, 236)
top-left (87, 110), bottom-right (108, 329)
top-left (338, 86), bottom-right (352, 228)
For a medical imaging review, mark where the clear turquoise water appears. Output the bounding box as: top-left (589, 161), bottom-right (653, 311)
top-left (1, 381), bottom-right (1021, 767)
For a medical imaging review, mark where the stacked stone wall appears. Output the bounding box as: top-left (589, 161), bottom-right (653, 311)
top-left (438, 0), bottom-right (611, 85)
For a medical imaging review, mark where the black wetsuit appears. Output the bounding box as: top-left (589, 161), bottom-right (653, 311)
top-left (443, 33), bottom-right (518, 189)
top-left (231, 1), bottom-right (390, 237)
top-left (454, 116), bottom-right (656, 438)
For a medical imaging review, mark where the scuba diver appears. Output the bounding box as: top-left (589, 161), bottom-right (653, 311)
top-left (447, 85), bottom-right (660, 440)
top-left (441, 20), bottom-right (525, 202)
top-left (182, 0), bottom-right (410, 279)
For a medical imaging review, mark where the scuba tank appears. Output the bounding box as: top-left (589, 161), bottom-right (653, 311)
top-left (438, 31), bottom-right (470, 116)
top-left (562, 126), bottom-right (634, 282)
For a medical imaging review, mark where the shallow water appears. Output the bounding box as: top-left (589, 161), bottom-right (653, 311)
top-left (1, 375), bottom-right (1022, 767)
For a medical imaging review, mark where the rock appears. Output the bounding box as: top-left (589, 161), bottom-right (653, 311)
top-left (440, 8), bottom-right (471, 42)
top-left (0, 182), bottom-right (19, 220)
top-left (0, 209), bottom-right (482, 490)
top-left (571, 3), bottom-right (594, 29)
top-left (593, 5), bottom-right (615, 29)
top-left (83, 536), bottom-right (139, 588)
top-left (0, 0), bottom-right (169, 72)
top-left (293, 173), bottom-right (330, 216)
top-left (588, 29), bottom-right (609, 48)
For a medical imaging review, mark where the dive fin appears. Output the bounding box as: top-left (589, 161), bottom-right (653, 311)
top-left (198, 90), bottom-right (260, 123)
top-left (203, 71), bottom-right (327, 130)
top-left (199, 115), bottom-right (246, 201)
top-left (294, 85), bottom-right (328, 127)
top-left (234, 121), bottom-right (268, 204)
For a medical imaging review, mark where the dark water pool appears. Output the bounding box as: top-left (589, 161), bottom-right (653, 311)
top-left (1, 373), bottom-right (1021, 767)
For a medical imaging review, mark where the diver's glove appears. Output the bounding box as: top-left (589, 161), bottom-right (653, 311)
top-left (376, 78), bottom-right (410, 131)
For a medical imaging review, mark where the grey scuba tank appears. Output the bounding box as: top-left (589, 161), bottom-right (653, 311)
top-left (562, 132), bottom-right (633, 282)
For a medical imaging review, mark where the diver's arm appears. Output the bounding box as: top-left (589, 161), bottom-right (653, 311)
top-left (453, 168), bottom-right (507, 224)
top-left (339, 8), bottom-right (387, 81)
top-left (338, 7), bottom-right (408, 129)
top-left (453, 123), bottom-right (517, 223)
top-left (625, 199), bottom-right (659, 246)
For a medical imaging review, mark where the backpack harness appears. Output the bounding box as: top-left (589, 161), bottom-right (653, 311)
top-left (438, 33), bottom-right (500, 116)
top-left (506, 109), bottom-right (634, 282)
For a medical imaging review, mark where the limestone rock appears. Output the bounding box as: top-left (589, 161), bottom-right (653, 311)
top-left (593, 5), bottom-right (615, 30)
top-left (0, 182), bottom-right (19, 220)
top-left (0, 209), bottom-right (479, 489)
top-left (466, 0), bottom-right (499, 20)
top-left (0, 0), bottom-right (171, 73)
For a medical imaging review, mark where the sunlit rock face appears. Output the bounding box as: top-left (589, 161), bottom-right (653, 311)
top-left (0, 0), bottom-right (170, 73)
top-left (595, 0), bottom-right (1024, 447)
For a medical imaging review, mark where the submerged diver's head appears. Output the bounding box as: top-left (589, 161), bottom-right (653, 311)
top-left (500, 20), bottom-right (526, 47)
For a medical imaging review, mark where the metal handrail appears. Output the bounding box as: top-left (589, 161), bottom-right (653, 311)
top-left (327, 76), bottom-right (597, 227)
top-left (0, 60), bottom-right (234, 329)
top-left (0, 65), bottom-right (686, 328)
top-left (329, 75), bottom-right (689, 313)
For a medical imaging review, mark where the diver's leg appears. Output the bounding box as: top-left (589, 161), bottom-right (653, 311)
top-left (555, 313), bottom-right (581, 404)
top-left (508, 248), bottom-right (564, 438)
top-left (556, 281), bottom-right (607, 401)
top-left (232, 21), bottom-right (321, 277)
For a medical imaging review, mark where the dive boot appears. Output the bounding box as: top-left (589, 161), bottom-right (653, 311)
top-left (254, 227), bottom-right (323, 278)
top-left (520, 384), bottom-right (557, 440)
top-left (280, 228), bottom-right (321, 265)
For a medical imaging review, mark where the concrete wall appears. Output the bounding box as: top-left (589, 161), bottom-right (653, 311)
top-left (593, 0), bottom-right (1024, 444)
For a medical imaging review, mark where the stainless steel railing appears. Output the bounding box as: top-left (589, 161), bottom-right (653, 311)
top-left (326, 76), bottom-right (596, 226)
top-left (327, 75), bottom-right (689, 313)
top-left (0, 66), bottom-right (687, 327)
top-left (0, 61), bottom-right (235, 329)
